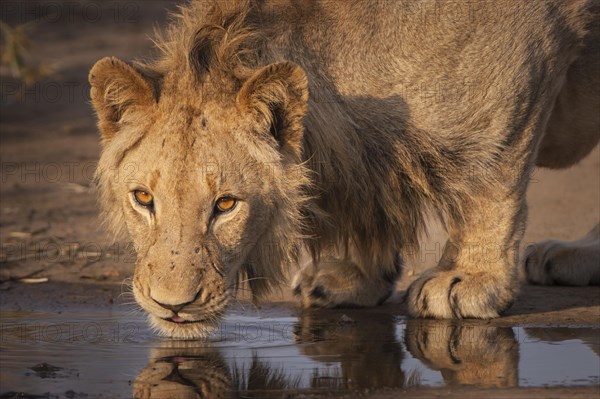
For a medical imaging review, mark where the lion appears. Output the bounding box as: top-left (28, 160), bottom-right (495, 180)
top-left (89, 0), bottom-right (600, 338)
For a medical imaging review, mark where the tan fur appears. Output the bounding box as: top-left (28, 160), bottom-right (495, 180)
top-left (90, 0), bottom-right (599, 338)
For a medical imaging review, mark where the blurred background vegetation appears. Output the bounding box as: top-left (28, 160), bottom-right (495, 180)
top-left (0, 20), bottom-right (51, 85)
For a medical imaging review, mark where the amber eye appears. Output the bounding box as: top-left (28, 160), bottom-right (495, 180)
top-left (215, 197), bottom-right (237, 212)
top-left (133, 190), bottom-right (154, 208)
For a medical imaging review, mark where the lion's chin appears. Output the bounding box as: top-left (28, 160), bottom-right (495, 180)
top-left (148, 314), bottom-right (219, 339)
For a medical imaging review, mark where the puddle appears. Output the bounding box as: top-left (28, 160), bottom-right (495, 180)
top-left (1, 307), bottom-right (598, 398)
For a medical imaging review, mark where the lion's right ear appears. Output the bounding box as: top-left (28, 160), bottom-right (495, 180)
top-left (89, 57), bottom-right (156, 142)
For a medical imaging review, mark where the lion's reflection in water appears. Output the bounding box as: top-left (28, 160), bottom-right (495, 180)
top-left (404, 320), bottom-right (518, 387)
top-left (133, 344), bottom-right (230, 399)
top-left (133, 312), bottom-right (521, 397)
top-left (133, 342), bottom-right (296, 399)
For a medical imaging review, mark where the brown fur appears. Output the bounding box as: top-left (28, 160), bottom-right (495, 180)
top-left (90, 0), bottom-right (599, 338)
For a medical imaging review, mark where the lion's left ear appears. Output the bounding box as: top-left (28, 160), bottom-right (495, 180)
top-left (237, 62), bottom-right (309, 159)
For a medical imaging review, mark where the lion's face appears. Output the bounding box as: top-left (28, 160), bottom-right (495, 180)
top-left (90, 58), bottom-right (309, 338)
top-left (120, 104), bottom-right (286, 338)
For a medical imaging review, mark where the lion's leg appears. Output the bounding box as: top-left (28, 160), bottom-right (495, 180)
top-left (406, 192), bottom-right (525, 318)
top-left (525, 223), bottom-right (600, 286)
top-left (292, 252), bottom-right (400, 308)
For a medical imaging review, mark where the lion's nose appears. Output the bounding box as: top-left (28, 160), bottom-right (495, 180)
top-left (154, 300), bottom-right (188, 313)
top-left (152, 289), bottom-right (203, 312)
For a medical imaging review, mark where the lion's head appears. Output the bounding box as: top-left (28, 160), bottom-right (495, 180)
top-left (89, 9), bottom-right (311, 337)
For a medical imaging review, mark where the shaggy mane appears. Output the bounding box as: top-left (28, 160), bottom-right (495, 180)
top-left (144, 0), bottom-right (264, 89)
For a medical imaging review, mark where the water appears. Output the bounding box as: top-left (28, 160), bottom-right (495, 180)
top-left (1, 307), bottom-right (598, 398)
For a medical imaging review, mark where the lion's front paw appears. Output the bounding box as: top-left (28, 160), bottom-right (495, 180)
top-left (292, 259), bottom-right (394, 308)
top-left (406, 269), bottom-right (515, 319)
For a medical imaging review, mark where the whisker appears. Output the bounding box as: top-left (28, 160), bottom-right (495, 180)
top-left (120, 278), bottom-right (134, 296)
top-left (117, 291), bottom-right (135, 299)
top-left (120, 301), bottom-right (140, 307)
top-left (123, 307), bottom-right (143, 317)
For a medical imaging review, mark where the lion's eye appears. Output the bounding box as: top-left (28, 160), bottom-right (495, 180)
top-left (133, 190), bottom-right (154, 208)
top-left (215, 197), bottom-right (237, 212)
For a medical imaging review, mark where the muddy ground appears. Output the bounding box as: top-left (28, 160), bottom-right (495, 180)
top-left (1, 1), bottom-right (599, 398)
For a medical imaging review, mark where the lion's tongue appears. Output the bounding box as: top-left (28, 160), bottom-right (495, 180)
top-left (171, 315), bottom-right (186, 323)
